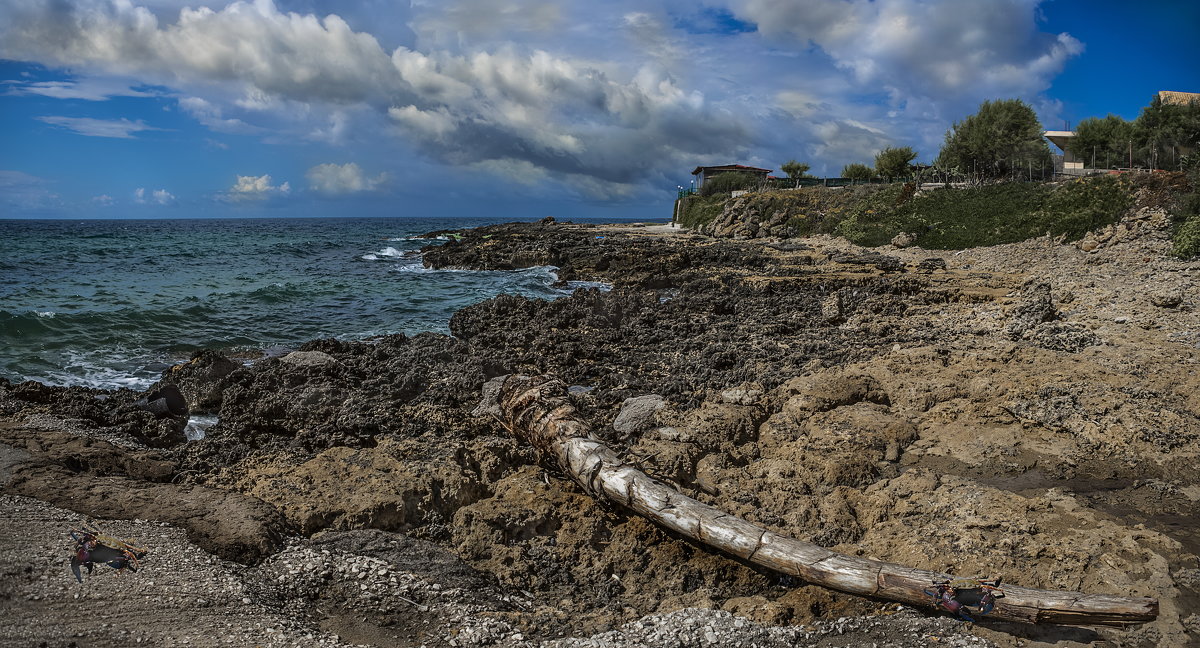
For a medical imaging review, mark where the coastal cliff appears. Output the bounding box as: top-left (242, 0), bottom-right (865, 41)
top-left (678, 172), bottom-right (1190, 250)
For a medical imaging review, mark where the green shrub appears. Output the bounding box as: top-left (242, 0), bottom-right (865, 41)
top-left (1034, 175), bottom-right (1132, 239)
top-left (841, 163), bottom-right (874, 181)
top-left (1173, 213), bottom-right (1200, 258)
top-left (677, 195), bottom-right (728, 229)
top-left (723, 176), bottom-right (1140, 249)
top-left (1173, 170), bottom-right (1200, 258)
top-left (699, 172), bottom-right (759, 197)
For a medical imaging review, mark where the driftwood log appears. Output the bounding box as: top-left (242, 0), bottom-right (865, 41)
top-left (495, 375), bottom-right (1158, 627)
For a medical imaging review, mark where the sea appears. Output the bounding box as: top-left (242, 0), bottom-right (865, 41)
top-left (0, 216), bottom-right (636, 392)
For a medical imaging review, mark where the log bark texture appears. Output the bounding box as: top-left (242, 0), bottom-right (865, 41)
top-left (497, 375), bottom-right (1158, 627)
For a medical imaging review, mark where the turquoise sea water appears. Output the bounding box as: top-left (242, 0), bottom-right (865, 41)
top-left (0, 216), bottom-right (625, 390)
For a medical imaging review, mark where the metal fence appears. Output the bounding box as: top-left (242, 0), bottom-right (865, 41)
top-left (676, 166), bottom-right (1136, 199)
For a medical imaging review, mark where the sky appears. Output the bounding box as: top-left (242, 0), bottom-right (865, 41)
top-left (1, 0), bottom-right (1197, 220)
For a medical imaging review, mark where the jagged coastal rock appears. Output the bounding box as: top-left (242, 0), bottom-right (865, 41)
top-left (2, 200), bottom-right (1199, 646)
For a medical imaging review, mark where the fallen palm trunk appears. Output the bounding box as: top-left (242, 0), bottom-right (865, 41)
top-left (496, 375), bottom-right (1158, 627)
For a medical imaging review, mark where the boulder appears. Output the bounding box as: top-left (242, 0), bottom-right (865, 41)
top-left (613, 394), bottom-right (666, 436)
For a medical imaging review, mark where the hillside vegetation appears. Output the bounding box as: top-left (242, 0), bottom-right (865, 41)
top-left (678, 173), bottom-right (1196, 253)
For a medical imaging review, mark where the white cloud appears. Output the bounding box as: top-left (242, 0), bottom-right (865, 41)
top-left (0, 0), bottom-right (1087, 198)
top-left (388, 105), bottom-right (457, 138)
top-left (92, 194), bottom-right (115, 205)
top-left (0, 0), bottom-right (403, 104)
top-left (0, 170), bottom-right (61, 211)
top-left (226, 174), bottom-right (290, 201)
top-left (5, 77), bottom-right (154, 101)
top-left (178, 96), bottom-right (260, 134)
top-left (37, 115), bottom-right (163, 138)
top-left (410, 0), bottom-right (564, 47)
top-left (0, 1), bottom-right (748, 198)
top-left (734, 0), bottom-right (1082, 111)
top-left (468, 158), bottom-right (549, 185)
top-left (134, 187), bottom-right (174, 205)
top-left (306, 163), bottom-right (388, 195)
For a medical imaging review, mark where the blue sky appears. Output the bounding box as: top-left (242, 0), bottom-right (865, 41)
top-left (1, 0), bottom-right (1197, 220)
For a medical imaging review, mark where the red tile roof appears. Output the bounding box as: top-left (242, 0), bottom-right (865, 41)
top-left (691, 164), bottom-right (773, 175)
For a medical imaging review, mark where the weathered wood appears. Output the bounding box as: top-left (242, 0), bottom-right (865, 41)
top-left (497, 375), bottom-right (1158, 627)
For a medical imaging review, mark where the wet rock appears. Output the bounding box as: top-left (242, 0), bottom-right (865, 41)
top-left (280, 350), bottom-right (338, 367)
top-left (158, 350), bottom-right (240, 413)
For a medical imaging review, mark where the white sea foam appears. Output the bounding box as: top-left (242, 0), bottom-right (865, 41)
top-left (34, 310), bottom-right (56, 318)
top-left (185, 415), bottom-right (219, 441)
top-left (565, 280), bottom-right (612, 292)
top-left (362, 246), bottom-right (413, 261)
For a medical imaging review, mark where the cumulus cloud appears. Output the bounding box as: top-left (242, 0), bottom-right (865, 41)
top-left (36, 115), bottom-right (163, 138)
top-left (306, 163), bottom-right (388, 195)
top-left (0, 0), bottom-right (403, 105)
top-left (226, 174), bottom-right (290, 201)
top-left (733, 0), bottom-right (1082, 111)
top-left (0, 0), bottom-right (750, 197)
top-left (92, 194), bottom-right (115, 205)
top-left (0, 0), bottom-right (1086, 197)
top-left (134, 187), bottom-right (174, 205)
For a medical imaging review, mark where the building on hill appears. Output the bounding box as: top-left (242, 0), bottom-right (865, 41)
top-left (691, 164), bottom-right (772, 188)
top-left (1158, 90), bottom-right (1200, 106)
top-left (1043, 130), bottom-right (1084, 175)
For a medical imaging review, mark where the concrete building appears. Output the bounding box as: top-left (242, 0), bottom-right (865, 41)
top-left (691, 164), bottom-right (772, 188)
top-left (1158, 90), bottom-right (1200, 106)
top-left (1043, 130), bottom-right (1084, 174)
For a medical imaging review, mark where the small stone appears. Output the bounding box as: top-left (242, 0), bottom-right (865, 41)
top-left (1114, 316), bottom-right (1129, 324)
top-left (1150, 289), bottom-right (1182, 309)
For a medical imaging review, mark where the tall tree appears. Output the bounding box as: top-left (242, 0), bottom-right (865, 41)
top-left (841, 163), bottom-right (873, 181)
top-left (936, 99), bottom-right (1052, 178)
top-left (874, 147), bottom-right (917, 181)
top-left (1133, 94), bottom-right (1200, 170)
top-left (1069, 115), bottom-right (1134, 169)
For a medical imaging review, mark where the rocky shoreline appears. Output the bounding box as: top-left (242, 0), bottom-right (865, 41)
top-left (2, 208), bottom-right (1198, 647)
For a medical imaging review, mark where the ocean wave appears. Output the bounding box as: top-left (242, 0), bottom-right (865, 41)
top-left (361, 246), bottom-right (418, 261)
top-left (29, 348), bottom-right (165, 391)
top-left (390, 235), bottom-right (452, 242)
